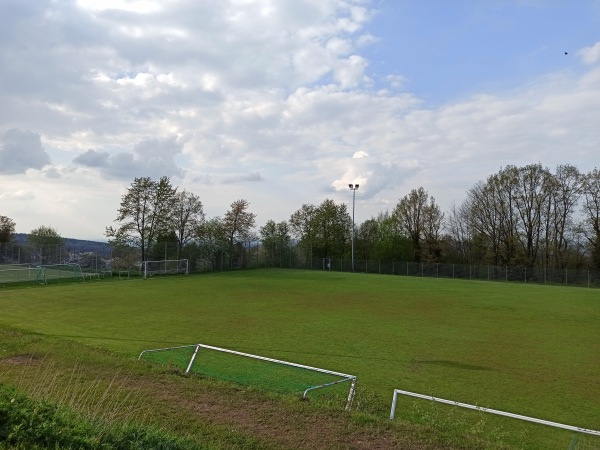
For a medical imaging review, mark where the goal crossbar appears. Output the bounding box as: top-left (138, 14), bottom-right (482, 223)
top-left (139, 343), bottom-right (357, 410)
top-left (390, 388), bottom-right (600, 437)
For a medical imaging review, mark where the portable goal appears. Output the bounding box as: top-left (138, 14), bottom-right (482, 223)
top-left (139, 343), bottom-right (357, 410)
top-left (40, 263), bottom-right (84, 282)
top-left (0, 265), bottom-right (46, 284)
top-left (141, 259), bottom-right (188, 279)
top-left (390, 388), bottom-right (600, 448)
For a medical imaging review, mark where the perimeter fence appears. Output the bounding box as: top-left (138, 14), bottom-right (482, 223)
top-left (3, 239), bottom-right (599, 288)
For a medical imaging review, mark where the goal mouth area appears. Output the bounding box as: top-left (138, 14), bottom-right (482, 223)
top-left (139, 344), bottom-right (357, 409)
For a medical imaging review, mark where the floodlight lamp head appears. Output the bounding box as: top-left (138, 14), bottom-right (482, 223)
top-left (348, 184), bottom-right (353, 189)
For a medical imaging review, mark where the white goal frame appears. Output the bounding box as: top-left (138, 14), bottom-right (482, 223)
top-left (0, 266), bottom-right (46, 284)
top-left (139, 343), bottom-right (357, 410)
top-left (390, 388), bottom-right (600, 437)
top-left (141, 259), bottom-right (188, 279)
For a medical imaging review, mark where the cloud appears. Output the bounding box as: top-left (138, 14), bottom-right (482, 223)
top-left (222, 172), bottom-right (264, 184)
top-left (73, 149), bottom-right (110, 167)
top-left (0, 129), bottom-right (51, 174)
top-left (72, 136), bottom-right (184, 180)
top-left (578, 41), bottom-right (600, 65)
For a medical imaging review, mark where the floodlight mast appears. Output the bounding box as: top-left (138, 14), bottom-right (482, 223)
top-left (348, 184), bottom-right (359, 272)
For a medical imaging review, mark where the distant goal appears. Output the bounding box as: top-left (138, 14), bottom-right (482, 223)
top-left (141, 259), bottom-right (188, 279)
top-left (0, 265), bottom-right (46, 285)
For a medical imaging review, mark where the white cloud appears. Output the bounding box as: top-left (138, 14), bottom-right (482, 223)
top-left (578, 41), bottom-right (600, 65)
top-left (0, 0), bottom-right (599, 239)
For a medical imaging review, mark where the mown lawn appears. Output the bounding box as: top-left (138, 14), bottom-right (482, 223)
top-left (1, 269), bottom-right (598, 448)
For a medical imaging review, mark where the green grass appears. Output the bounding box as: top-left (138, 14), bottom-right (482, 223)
top-left (1, 269), bottom-right (599, 449)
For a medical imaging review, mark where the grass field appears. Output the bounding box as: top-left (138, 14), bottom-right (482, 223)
top-left (0, 269), bottom-right (598, 449)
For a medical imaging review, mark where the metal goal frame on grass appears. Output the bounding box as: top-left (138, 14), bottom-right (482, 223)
top-left (141, 259), bottom-right (188, 279)
top-left (139, 343), bottom-right (357, 410)
top-left (389, 388), bottom-right (600, 438)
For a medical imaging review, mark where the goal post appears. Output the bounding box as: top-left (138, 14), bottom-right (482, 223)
top-left (139, 343), bottom-right (357, 410)
top-left (0, 265), bottom-right (46, 284)
top-left (141, 259), bottom-right (188, 279)
top-left (40, 263), bottom-right (84, 282)
top-left (390, 389), bottom-right (600, 446)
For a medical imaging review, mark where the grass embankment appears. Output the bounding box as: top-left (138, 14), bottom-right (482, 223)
top-left (0, 328), bottom-right (502, 449)
top-left (1, 269), bottom-right (598, 448)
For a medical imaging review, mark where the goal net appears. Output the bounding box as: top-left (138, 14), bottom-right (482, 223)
top-left (141, 259), bottom-right (188, 279)
top-left (40, 263), bottom-right (84, 282)
top-left (139, 343), bottom-right (357, 409)
top-left (0, 265), bottom-right (46, 284)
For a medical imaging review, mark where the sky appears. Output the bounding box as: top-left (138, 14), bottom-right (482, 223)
top-left (1, 0), bottom-right (599, 241)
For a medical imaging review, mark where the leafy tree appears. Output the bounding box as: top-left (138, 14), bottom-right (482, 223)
top-left (260, 220), bottom-right (291, 266)
top-left (312, 199), bottom-right (351, 259)
top-left (196, 217), bottom-right (228, 270)
top-left (0, 215), bottom-right (16, 243)
top-left (28, 225), bottom-right (63, 264)
top-left (393, 187), bottom-right (443, 262)
top-left (222, 199), bottom-right (256, 268)
top-left (171, 190), bottom-right (205, 260)
top-left (289, 203), bottom-right (317, 262)
top-left (105, 176), bottom-right (177, 262)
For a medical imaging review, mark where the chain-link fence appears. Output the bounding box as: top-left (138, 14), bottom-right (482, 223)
top-left (3, 239), bottom-right (599, 288)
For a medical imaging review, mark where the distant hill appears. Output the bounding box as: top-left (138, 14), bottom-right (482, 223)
top-left (14, 233), bottom-right (111, 253)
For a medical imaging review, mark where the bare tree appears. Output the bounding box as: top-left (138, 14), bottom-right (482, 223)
top-left (512, 164), bottom-right (554, 266)
top-left (545, 164), bottom-right (582, 269)
top-left (580, 168), bottom-right (600, 268)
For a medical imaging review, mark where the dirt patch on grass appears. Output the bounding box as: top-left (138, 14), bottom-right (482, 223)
top-left (125, 374), bottom-right (437, 450)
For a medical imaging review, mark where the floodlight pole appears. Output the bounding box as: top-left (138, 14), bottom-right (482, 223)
top-left (348, 184), bottom-right (359, 272)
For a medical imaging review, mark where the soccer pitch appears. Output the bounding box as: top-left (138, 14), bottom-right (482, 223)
top-left (0, 269), bottom-right (598, 448)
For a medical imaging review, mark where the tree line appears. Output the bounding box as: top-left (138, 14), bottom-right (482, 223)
top-left (102, 164), bottom-right (600, 271)
top-left (2, 163), bottom-right (599, 271)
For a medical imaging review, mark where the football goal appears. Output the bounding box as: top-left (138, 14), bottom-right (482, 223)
top-left (390, 389), bottom-right (600, 448)
top-left (0, 265), bottom-right (46, 284)
top-left (40, 263), bottom-right (84, 282)
top-left (139, 343), bottom-right (357, 410)
top-left (141, 259), bottom-right (188, 279)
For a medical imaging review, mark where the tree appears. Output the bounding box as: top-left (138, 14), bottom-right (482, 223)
top-left (393, 187), bottom-right (443, 262)
top-left (0, 215), bottom-right (16, 243)
top-left (171, 190), bottom-right (205, 260)
top-left (28, 225), bottom-right (63, 264)
top-left (580, 168), bottom-right (600, 269)
top-left (222, 199), bottom-right (256, 268)
top-left (196, 217), bottom-right (228, 270)
top-left (312, 199), bottom-right (351, 259)
top-left (289, 203), bottom-right (317, 263)
top-left (512, 164), bottom-right (554, 266)
top-left (545, 164), bottom-right (581, 270)
top-left (260, 220), bottom-right (291, 266)
top-left (105, 176), bottom-right (177, 262)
